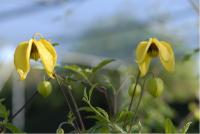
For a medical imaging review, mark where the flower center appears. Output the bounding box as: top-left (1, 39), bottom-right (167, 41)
top-left (30, 43), bottom-right (40, 61)
top-left (147, 43), bottom-right (159, 57)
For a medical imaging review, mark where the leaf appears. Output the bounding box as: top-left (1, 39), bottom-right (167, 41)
top-left (164, 118), bottom-right (176, 133)
top-left (92, 59), bottom-right (115, 73)
top-left (194, 48), bottom-right (200, 53)
top-left (179, 122), bottom-right (192, 133)
top-left (52, 43), bottom-right (59, 46)
top-left (0, 103), bottom-right (9, 119)
top-left (64, 65), bottom-right (89, 82)
top-left (89, 84), bottom-right (98, 101)
top-left (79, 106), bottom-right (94, 112)
top-left (96, 107), bottom-right (109, 120)
top-left (83, 88), bottom-right (89, 102)
top-left (182, 54), bottom-right (192, 61)
top-left (0, 98), bottom-right (5, 103)
top-left (116, 110), bottom-right (133, 123)
top-left (86, 115), bottom-right (106, 122)
top-left (4, 123), bottom-right (24, 133)
top-left (56, 128), bottom-right (64, 134)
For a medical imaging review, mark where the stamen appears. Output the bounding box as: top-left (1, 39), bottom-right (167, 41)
top-left (147, 43), bottom-right (159, 57)
top-left (30, 43), bottom-right (40, 61)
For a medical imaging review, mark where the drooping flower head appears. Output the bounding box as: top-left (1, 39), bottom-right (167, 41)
top-left (14, 34), bottom-right (57, 80)
top-left (136, 38), bottom-right (175, 76)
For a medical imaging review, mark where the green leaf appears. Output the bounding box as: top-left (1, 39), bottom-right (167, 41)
top-left (92, 59), bottom-right (115, 73)
top-left (179, 122), bottom-right (192, 133)
top-left (89, 84), bottom-right (98, 101)
top-left (96, 107), bottom-right (109, 120)
top-left (116, 110), bottom-right (133, 123)
top-left (52, 43), bottom-right (59, 46)
top-left (164, 118), bottom-right (176, 133)
top-left (79, 106), bottom-right (94, 112)
top-left (86, 115), bottom-right (106, 122)
top-left (182, 54), bottom-right (192, 61)
top-left (83, 88), bottom-right (89, 102)
top-left (0, 103), bottom-right (9, 119)
top-left (56, 128), bottom-right (64, 134)
top-left (0, 98), bottom-right (5, 103)
top-left (64, 65), bottom-right (90, 82)
top-left (4, 123), bottom-right (24, 133)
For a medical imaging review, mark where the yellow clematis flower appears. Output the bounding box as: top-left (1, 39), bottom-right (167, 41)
top-left (135, 38), bottom-right (175, 77)
top-left (14, 37), bottom-right (57, 80)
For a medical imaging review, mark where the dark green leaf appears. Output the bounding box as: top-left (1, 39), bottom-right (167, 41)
top-left (64, 65), bottom-right (89, 82)
top-left (92, 59), bottom-right (115, 73)
top-left (52, 43), bottom-right (59, 46)
top-left (96, 107), bottom-right (109, 120)
top-left (89, 84), bottom-right (98, 101)
top-left (79, 107), bottom-right (93, 112)
top-left (4, 123), bottom-right (24, 133)
top-left (164, 118), bottom-right (176, 133)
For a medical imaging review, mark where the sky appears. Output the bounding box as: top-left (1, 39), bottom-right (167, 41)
top-left (0, 0), bottom-right (198, 61)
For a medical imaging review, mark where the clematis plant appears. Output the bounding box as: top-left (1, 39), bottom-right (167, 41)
top-left (1, 34), bottom-right (194, 133)
top-left (14, 34), bottom-right (57, 80)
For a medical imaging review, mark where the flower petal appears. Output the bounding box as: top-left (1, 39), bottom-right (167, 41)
top-left (152, 38), bottom-right (170, 62)
top-left (135, 39), bottom-right (151, 64)
top-left (159, 41), bottom-right (175, 72)
top-left (138, 55), bottom-right (151, 77)
top-left (39, 39), bottom-right (57, 66)
top-left (14, 39), bottom-right (33, 80)
top-left (34, 40), bottom-right (57, 78)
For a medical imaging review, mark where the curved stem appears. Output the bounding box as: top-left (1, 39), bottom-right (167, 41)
top-left (8, 90), bottom-right (39, 122)
top-left (54, 74), bottom-right (81, 132)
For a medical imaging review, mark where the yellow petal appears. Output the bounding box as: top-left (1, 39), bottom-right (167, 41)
top-left (34, 40), bottom-right (57, 78)
top-left (152, 38), bottom-right (170, 62)
top-left (39, 39), bottom-right (57, 66)
top-left (138, 55), bottom-right (151, 77)
top-left (14, 39), bottom-right (33, 80)
top-left (135, 39), bottom-right (152, 64)
top-left (159, 41), bottom-right (175, 72)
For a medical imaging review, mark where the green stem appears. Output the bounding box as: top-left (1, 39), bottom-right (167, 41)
top-left (122, 70), bottom-right (140, 128)
top-left (54, 74), bottom-right (81, 132)
top-left (128, 79), bottom-right (146, 133)
top-left (128, 70), bottom-right (140, 111)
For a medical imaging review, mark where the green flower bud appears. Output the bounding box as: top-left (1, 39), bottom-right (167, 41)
top-left (56, 128), bottom-right (64, 134)
top-left (37, 80), bottom-right (52, 98)
top-left (128, 83), bottom-right (141, 97)
top-left (146, 77), bottom-right (164, 97)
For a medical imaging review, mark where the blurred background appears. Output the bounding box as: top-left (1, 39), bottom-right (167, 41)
top-left (0, 0), bottom-right (199, 133)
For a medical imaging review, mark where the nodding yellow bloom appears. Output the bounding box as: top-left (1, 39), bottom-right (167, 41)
top-left (14, 36), bottom-right (57, 80)
top-left (136, 38), bottom-right (175, 77)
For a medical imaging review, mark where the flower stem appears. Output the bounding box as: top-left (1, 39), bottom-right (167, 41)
top-left (67, 87), bottom-right (85, 131)
top-left (128, 70), bottom-right (140, 111)
top-left (123, 70), bottom-right (140, 128)
top-left (8, 90), bottom-right (39, 122)
top-left (54, 74), bottom-right (81, 132)
top-left (128, 79), bottom-right (146, 133)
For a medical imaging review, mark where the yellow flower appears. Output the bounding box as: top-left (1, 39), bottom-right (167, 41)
top-left (14, 37), bottom-right (57, 80)
top-left (136, 38), bottom-right (175, 76)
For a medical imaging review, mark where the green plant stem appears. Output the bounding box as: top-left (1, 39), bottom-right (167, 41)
top-left (54, 74), bottom-right (81, 132)
top-left (128, 70), bottom-right (140, 111)
top-left (8, 90), bottom-right (39, 122)
top-left (122, 70), bottom-right (140, 128)
top-left (128, 79), bottom-right (146, 133)
top-left (67, 86), bottom-right (85, 131)
top-left (57, 75), bottom-right (86, 131)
